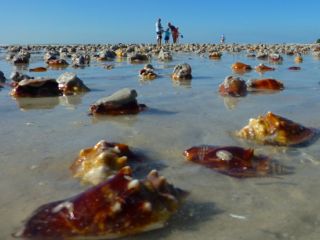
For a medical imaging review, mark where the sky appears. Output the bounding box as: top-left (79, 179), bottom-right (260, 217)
top-left (0, 0), bottom-right (319, 44)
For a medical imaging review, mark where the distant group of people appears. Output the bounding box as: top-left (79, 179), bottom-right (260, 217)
top-left (156, 18), bottom-right (183, 46)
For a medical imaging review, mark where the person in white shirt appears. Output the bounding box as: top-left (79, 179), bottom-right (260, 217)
top-left (155, 18), bottom-right (163, 46)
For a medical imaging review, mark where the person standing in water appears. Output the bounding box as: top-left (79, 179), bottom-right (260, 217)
top-left (220, 34), bottom-right (225, 44)
top-left (168, 22), bottom-right (179, 44)
top-left (155, 18), bottom-right (163, 46)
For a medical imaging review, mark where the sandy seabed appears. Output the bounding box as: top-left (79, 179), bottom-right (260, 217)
top-left (1, 45), bottom-right (320, 240)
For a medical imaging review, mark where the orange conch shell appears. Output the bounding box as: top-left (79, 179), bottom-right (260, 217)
top-left (70, 140), bottom-right (134, 185)
top-left (247, 78), bottom-right (284, 90)
top-left (236, 112), bottom-right (316, 146)
top-left (29, 67), bottom-right (47, 72)
top-left (231, 62), bottom-right (252, 73)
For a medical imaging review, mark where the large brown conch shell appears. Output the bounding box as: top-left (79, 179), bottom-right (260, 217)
top-left (14, 167), bottom-right (188, 239)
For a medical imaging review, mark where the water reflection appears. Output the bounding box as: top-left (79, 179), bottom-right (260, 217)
top-left (222, 96), bottom-right (241, 110)
top-left (47, 65), bottom-right (69, 71)
top-left (90, 114), bottom-right (139, 127)
top-left (115, 57), bottom-right (125, 63)
top-left (14, 96), bottom-right (59, 110)
top-left (172, 79), bottom-right (192, 88)
top-left (59, 95), bottom-right (83, 109)
top-left (13, 64), bottom-right (29, 71)
top-left (13, 94), bottom-right (84, 111)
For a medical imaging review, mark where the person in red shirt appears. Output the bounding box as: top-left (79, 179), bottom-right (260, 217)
top-left (168, 22), bottom-right (179, 44)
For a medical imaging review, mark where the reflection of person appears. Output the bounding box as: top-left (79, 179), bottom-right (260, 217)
top-left (168, 22), bottom-right (179, 44)
top-left (164, 28), bottom-right (170, 44)
top-left (220, 34), bottom-right (225, 44)
top-left (155, 18), bottom-right (163, 46)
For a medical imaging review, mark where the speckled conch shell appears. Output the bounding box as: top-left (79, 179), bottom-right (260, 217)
top-left (231, 62), bottom-right (252, 73)
top-left (184, 145), bottom-right (288, 177)
top-left (46, 59), bottom-right (69, 66)
top-left (247, 78), bottom-right (284, 91)
top-left (236, 112), bottom-right (316, 146)
top-left (172, 63), bottom-right (192, 80)
top-left (14, 167), bottom-right (188, 239)
top-left (70, 140), bottom-right (134, 185)
top-left (209, 51), bottom-right (222, 59)
top-left (269, 53), bottom-right (283, 62)
top-left (139, 65), bottom-right (157, 80)
top-left (57, 72), bottom-right (90, 95)
top-left (218, 76), bottom-right (247, 97)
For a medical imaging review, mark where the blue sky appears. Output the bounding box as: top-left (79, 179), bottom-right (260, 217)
top-left (0, 0), bottom-right (319, 44)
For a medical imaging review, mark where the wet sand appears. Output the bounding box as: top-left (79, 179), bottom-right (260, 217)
top-left (1, 45), bottom-right (320, 239)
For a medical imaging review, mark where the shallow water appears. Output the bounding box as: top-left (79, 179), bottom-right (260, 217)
top-left (1, 49), bottom-right (320, 240)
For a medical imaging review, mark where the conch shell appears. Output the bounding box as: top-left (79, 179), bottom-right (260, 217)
top-left (236, 112), bottom-right (316, 146)
top-left (14, 167), bottom-right (188, 239)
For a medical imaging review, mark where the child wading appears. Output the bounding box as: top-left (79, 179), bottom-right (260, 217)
top-left (164, 28), bottom-right (170, 44)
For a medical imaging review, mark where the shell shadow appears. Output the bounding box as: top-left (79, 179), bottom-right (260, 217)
top-left (167, 200), bottom-right (223, 231)
top-left (143, 107), bottom-right (178, 116)
top-left (127, 200), bottom-right (222, 240)
top-left (130, 150), bottom-right (168, 178)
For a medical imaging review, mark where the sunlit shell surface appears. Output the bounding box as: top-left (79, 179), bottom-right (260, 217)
top-left (236, 112), bottom-right (316, 146)
top-left (184, 145), bottom-right (288, 177)
top-left (247, 79), bottom-right (284, 90)
top-left (70, 140), bottom-right (134, 185)
top-left (14, 167), bottom-right (188, 239)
